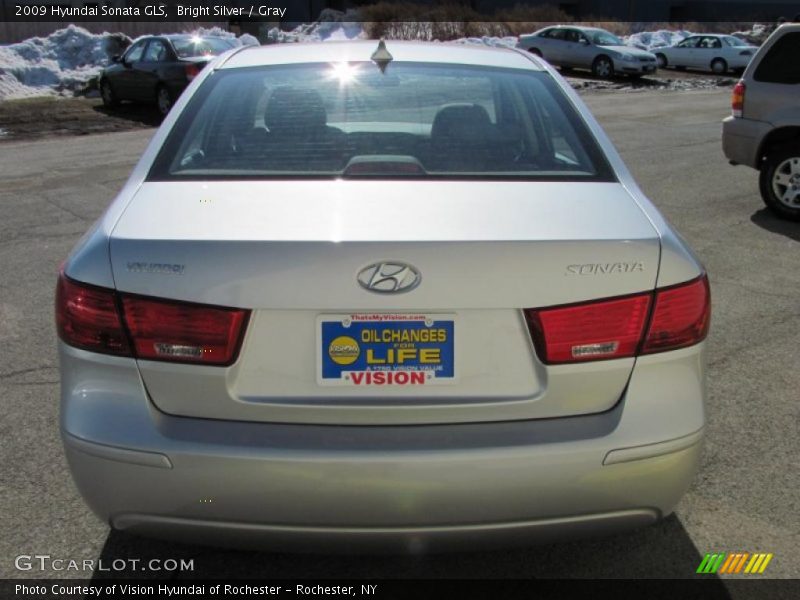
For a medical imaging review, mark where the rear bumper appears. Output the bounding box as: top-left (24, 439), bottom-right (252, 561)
top-left (59, 342), bottom-right (706, 551)
top-left (722, 115), bottom-right (770, 168)
top-left (106, 510), bottom-right (661, 553)
top-left (614, 60), bottom-right (657, 74)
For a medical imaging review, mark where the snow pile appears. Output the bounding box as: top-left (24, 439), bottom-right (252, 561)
top-left (265, 9), bottom-right (365, 43)
top-left (624, 24), bottom-right (772, 50)
top-left (0, 25), bottom-right (131, 99)
top-left (623, 30), bottom-right (692, 50)
top-left (182, 26), bottom-right (259, 47)
top-left (452, 36), bottom-right (518, 48)
top-left (732, 23), bottom-right (772, 45)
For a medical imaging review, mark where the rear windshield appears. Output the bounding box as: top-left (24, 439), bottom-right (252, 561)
top-left (723, 36), bottom-right (748, 47)
top-left (172, 37), bottom-right (234, 58)
top-left (148, 62), bottom-right (614, 181)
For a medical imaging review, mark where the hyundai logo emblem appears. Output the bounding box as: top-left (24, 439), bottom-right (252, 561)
top-left (357, 262), bottom-right (421, 294)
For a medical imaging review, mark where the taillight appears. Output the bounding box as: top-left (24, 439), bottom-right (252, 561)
top-left (56, 274), bottom-right (131, 356)
top-left (56, 272), bottom-right (249, 366)
top-left (185, 63), bottom-right (203, 81)
top-left (120, 295), bottom-right (248, 366)
top-left (525, 294), bottom-right (652, 364)
top-left (732, 81), bottom-right (745, 117)
top-left (641, 276), bottom-right (710, 354)
top-left (525, 275), bottom-right (710, 365)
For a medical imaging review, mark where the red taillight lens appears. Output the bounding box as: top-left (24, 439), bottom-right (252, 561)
top-left (56, 273), bottom-right (249, 366)
top-left (525, 294), bottom-right (652, 364)
top-left (642, 276), bottom-right (710, 354)
top-left (185, 63), bottom-right (203, 81)
top-left (525, 275), bottom-right (710, 364)
top-left (120, 295), bottom-right (248, 366)
top-left (732, 81), bottom-right (745, 117)
top-left (55, 274), bottom-right (131, 356)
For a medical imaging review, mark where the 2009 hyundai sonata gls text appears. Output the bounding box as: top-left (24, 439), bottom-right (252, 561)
top-left (57, 41), bottom-right (710, 551)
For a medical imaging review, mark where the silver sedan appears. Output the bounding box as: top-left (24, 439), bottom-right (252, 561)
top-left (57, 41), bottom-right (709, 551)
top-left (518, 26), bottom-right (659, 78)
top-left (654, 34), bottom-right (757, 74)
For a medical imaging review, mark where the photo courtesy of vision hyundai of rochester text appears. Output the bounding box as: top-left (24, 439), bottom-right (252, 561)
top-left (56, 40), bottom-right (710, 551)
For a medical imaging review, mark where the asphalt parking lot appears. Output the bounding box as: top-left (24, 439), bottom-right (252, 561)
top-left (1, 88), bottom-right (797, 586)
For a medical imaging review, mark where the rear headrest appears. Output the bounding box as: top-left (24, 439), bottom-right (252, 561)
top-left (431, 103), bottom-right (493, 141)
top-left (264, 86), bottom-right (327, 134)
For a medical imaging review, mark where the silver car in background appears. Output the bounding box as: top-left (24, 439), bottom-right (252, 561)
top-left (57, 41), bottom-right (709, 551)
top-left (517, 26), bottom-right (658, 78)
top-left (654, 34), bottom-right (757, 74)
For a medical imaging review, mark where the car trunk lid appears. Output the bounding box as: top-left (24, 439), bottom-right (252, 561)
top-left (109, 180), bottom-right (660, 425)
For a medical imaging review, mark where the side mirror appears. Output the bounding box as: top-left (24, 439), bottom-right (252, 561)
top-left (580, 38), bottom-right (590, 45)
top-left (111, 55), bottom-right (120, 63)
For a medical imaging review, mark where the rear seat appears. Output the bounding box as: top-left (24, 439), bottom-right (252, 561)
top-left (425, 104), bottom-right (518, 172)
top-left (234, 98), bottom-right (522, 174)
top-left (258, 86), bottom-right (347, 171)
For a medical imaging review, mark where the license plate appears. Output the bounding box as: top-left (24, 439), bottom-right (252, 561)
top-left (318, 313), bottom-right (455, 386)
top-left (645, 65), bottom-right (655, 72)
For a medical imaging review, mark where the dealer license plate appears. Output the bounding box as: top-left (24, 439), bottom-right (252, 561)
top-left (318, 313), bottom-right (455, 386)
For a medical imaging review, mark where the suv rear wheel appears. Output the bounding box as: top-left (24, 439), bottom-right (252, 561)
top-left (759, 146), bottom-right (800, 221)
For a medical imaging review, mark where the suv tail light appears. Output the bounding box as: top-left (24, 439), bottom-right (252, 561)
top-left (56, 273), bottom-right (249, 366)
top-left (732, 80), bottom-right (746, 117)
top-left (525, 275), bottom-right (710, 365)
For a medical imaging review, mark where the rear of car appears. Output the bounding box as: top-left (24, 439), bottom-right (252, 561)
top-left (59, 42), bottom-right (709, 551)
top-left (720, 35), bottom-right (758, 71)
top-left (723, 24), bottom-right (800, 220)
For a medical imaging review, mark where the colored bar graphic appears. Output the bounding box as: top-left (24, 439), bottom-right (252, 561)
top-left (697, 553), bottom-right (726, 574)
top-left (733, 553), bottom-right (749, 573)
top-left (717, 554), bottom-right (734, 573)
top-left (701, 552), bottom-right (774, 575)
top-left (758, 554), bottom-right (774, 573)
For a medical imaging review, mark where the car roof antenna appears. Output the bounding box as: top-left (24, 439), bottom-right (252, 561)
top-left (371, 39), bottom-right (393, 73)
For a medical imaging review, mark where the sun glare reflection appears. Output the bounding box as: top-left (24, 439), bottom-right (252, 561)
top-left (328, 62), bottom-right (360, 85)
